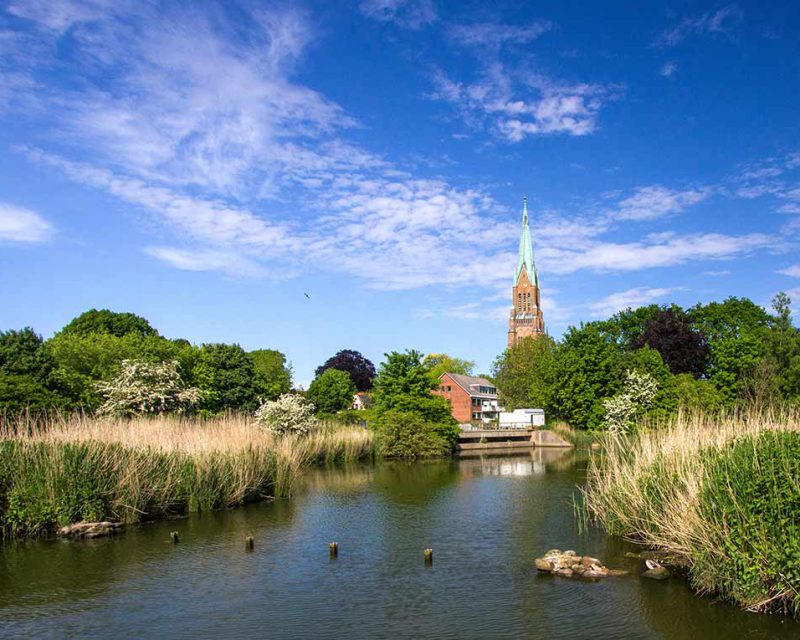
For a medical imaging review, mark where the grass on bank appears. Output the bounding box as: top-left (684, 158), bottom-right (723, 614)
top-left (0, 414), bottom-right (374, 538)
top-left (582, 407), bottom-right (800, 616)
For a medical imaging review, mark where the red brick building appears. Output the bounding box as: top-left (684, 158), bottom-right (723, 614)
top-left (508, 197), bottom-right (545, 347)
top-left (433, 373), bottom-right (499, 424)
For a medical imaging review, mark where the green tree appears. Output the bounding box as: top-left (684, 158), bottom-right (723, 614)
top-left (250, 349), bottom-right (292, 400)
top-left (195, 343), bottom-right (260, 414)
top-left (59, 309), bottom-right (159, 338)
top-left (46, 332), bottom-right (184, 409)
top-left (492, 335), bottom-right (556, 410)
top-left (306, 369), bottom-right (356, 414)
top-left (550, 324), bottom-right (623, 430)
top-left (671, 374), bottom-right (726, 412)
top-left (0, 328), bottom-right (53, 380)
top-left (596, 304), bottom-right (661, 349)
top-left (372, 350), bottom-right (459, 454)
top-left (0, 375), bottom-right (66, 414)
top-left (422, 353), bottom-right (474, 385)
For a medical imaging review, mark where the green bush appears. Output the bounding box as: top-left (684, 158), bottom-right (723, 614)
top-left (374, 410), bottom-right (453, 460)
top-left (694, 431), bottom-right (800, 615)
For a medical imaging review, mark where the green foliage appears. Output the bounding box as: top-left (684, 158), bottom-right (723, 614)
top-left (59, 309), bottom-right (159, 338)
top-left (0, 328), bottom-right (53, 380)
top-left (694, 431), bottom-right (800, 615)
top-left (596, 304), bottom-right (661, 349)
top-left (0, 375), bottom-right (67, 414)
top-left (195, 343), bottom-right (260, 414)
top-left (374, 410), bottom-right (452, 460)
top-left (250, 349), bottom-right (292, 400)
top-left (422, 353), bottom-right (474, 385)
top-left (550, 324), bottom-right (624, 430)
top-left (493, 335), bottom-right (556, 410)
top-left (306, 369), bottom-right (356, 414)
top-left (672, 374), bottom-right (725, 412)
top-left (46, 331), bottom-right (185, 409)
top-left (372, 350), bottom-right (459, 456)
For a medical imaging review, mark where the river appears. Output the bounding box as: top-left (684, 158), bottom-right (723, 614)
top-left (0, 449), bottom-right (796, 639)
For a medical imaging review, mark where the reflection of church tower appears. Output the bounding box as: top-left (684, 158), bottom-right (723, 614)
top-left (508, 197), bottom-right (545, 347)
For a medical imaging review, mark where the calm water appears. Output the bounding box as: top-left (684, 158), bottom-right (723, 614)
top-left (0, 449), bottom-right (797, 639)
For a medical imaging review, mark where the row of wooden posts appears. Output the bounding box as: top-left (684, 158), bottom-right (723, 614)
top-left (170, 531), bottom-right (433, 564)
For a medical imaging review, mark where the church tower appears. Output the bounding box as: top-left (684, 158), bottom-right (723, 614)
top-left (507, 196), bottom-right (545, 347)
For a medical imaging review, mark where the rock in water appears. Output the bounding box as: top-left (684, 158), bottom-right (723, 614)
top-left (534, 550), bottom-right (627, 580)
top-left (57, 522), bottom-right (124, 539)
top-left (642, 566), bottom-right (671, 580)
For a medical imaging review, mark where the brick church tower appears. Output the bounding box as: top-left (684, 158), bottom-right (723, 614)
top-left (508, 197), bottom-right (545, 347)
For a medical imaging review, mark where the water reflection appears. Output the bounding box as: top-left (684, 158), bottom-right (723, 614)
top-left (0, 452), bottom-right (798, 639)
top-left (458, 447), bottom-right (575, 477)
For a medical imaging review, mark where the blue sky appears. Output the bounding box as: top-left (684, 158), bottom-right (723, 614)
top-left (1, 0), bottom-right (799, 386)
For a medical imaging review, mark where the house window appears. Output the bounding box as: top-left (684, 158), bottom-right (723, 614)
top-left (472, 412), bottom-right (480, 420)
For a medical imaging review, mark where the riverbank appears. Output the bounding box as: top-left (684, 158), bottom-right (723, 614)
top-left (583, 407), bottom-right (800, 617)
top-left (0, 414), bottom-right (374, 538)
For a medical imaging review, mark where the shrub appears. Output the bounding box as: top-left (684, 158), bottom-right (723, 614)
top-left (255, 393), bottom-right (318, 436)
top-left (96, 359), bottom-right (200, 416)
top-left (602, 369), bottom-right (658, 433)
top-left (374, 410), bottom-right (452, 460)
top-left (693, 430), bottom-right (800, 615)
top-left (307, 369), bottom-right (356, 414)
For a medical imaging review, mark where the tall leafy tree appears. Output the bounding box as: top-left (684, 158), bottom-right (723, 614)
top-left (633, 308), bottom-right (710, 378)
top-left (0, 328), bottom-right (53, 381)
top-left (306, 369), bottom-right (356, 414)
top-left (422, 353), bottom-right (475, 385)
top-left (372, 350), bottom-right (457, 444)
top-left (315, 349), bottom-right (376, 391)
top-left (195, 343), bottom-right (260, 413)
top-left (550, 324), bottom-right (623, 430)
top-left (59, 309), bottom-right (159, 338)
top-left (492, 335), bottom-right (556, 410)
top-left (250, 349), bottom-right (292, 400)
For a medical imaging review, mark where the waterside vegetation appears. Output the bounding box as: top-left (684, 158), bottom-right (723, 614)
top-left (0, 414), bottom-right (374, 539)
top-left (583, 407), bottom-right (800, 616)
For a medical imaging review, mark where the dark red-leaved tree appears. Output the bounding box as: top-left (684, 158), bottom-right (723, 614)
top-left (315, 350), bottom-right (376, 391)
top-left (633, 308), bottom-right (710, 378)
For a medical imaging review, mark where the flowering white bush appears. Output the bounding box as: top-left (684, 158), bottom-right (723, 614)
top-left (602, 369), bottom-right (658, 434)
top-left (254, 393), bottom-right (318, 436)
top-left (97, 359), bottom-right (200, 416)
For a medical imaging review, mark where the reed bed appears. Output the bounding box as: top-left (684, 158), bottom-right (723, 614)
top-left (0, 414), bottom-right (374, 538)
top-left (583, 406), bottom-right (800, 615)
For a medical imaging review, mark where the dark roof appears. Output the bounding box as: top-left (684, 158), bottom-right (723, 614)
top-left (440, 373), bottom-right (497, 397)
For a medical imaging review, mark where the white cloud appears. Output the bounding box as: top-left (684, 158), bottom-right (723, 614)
top-left (447, 21), bottom-right (552, 48)
top-left (614, 185), bottom-right (710, 221)
top-left (359, 0), bottom-right (436, 29)
top-left (429, 63), bottom-right (617, 141)
top-left (589, 287), bottom-right (674, 317)
top-left (542, 232), bottom-right (775, 275)
top-left (660, 62), bottom-right (678, 77)
top-left (779, 264), bottom-right (800, 278)
top-left (0, 203), bottom-right (53, 242)
top-left (144, 247), bottom-right (266, 277)
top-left (657, 4), bottom-right (744, 47)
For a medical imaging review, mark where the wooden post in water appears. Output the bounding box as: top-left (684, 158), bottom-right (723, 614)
top-left (424, 548), bottom-right (433, 566)
top-left (170, 531), bottom-right (179, 544)
top-left (329, 542), bottom-right (338, 559)
top-left (245, 536), bottom-right (254, 552)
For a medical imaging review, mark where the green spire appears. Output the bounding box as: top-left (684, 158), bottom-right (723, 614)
top-left (515, 196), bottom-right (537, 285)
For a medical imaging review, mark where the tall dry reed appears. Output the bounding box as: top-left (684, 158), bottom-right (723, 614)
top-left (0, 413), bottom-right (374, 537)
top-left (583, 406), bottom-right (800, 614)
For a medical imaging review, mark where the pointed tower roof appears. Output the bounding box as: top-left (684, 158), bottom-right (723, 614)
top-left (515, 196), bottom-right (538, 285)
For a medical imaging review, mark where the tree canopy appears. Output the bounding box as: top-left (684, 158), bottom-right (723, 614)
top-left (315, 349), bottom-right (376, 391)
top-left (306, 369), bottom-right (356, 414)
top-left (59, 309), bottom-right (159, 338)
